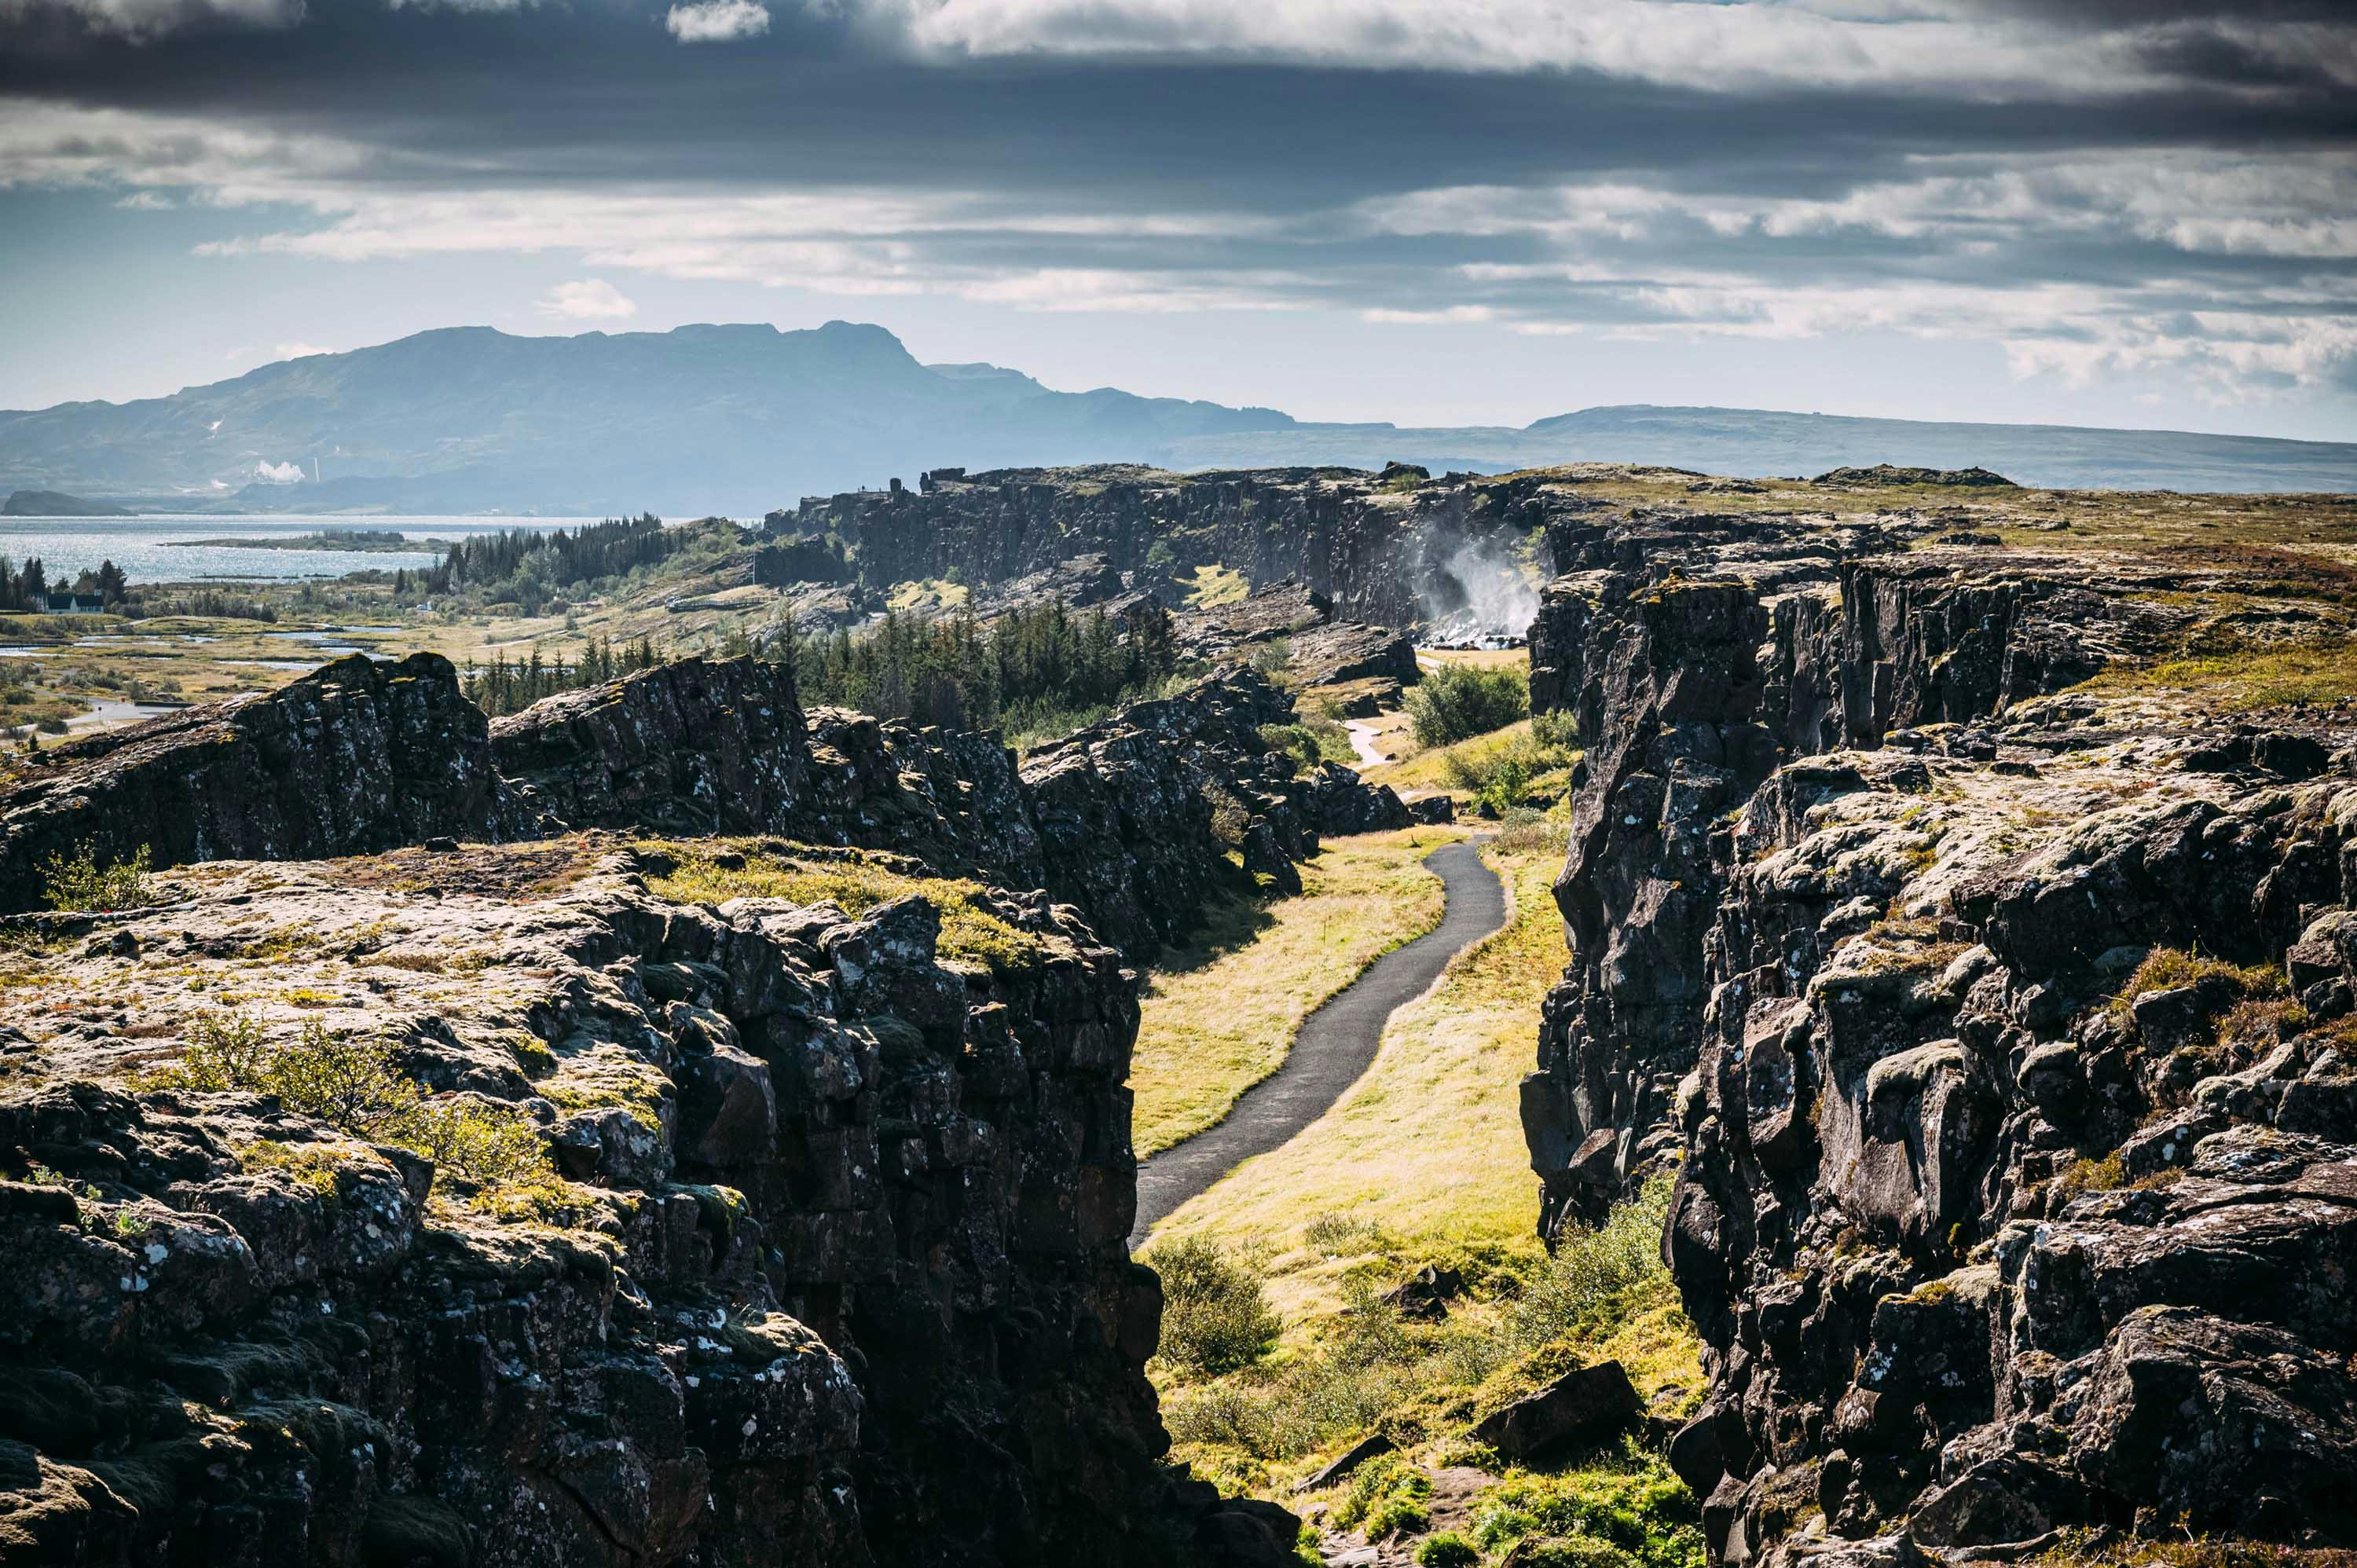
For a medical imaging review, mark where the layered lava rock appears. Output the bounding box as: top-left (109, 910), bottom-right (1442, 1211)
top-left (1522, 506), bottom-right (2357, 1565)
top-left (0, 651), bottom-right (1368, 1565)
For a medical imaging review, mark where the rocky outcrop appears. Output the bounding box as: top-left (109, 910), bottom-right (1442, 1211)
top-left (0, 649), bottom-right (1403, 961)
top-left (491, 655), bottom-right (812, 837)
top-left (1169, 580), bottom-right (1418, 697)
top-left (1523, 578), bottom-right (1782, 1238)
top-left (486, 656), bottom-right (1403, 957)
top-left (0, 654), bottom-right (509, 910)
top-left (789, 464), bottom-right (1557, 631)
top-left (0, 848), bottom-right (1288, 1566)
top-left (1523, 507), bottom-right (2357, 1563)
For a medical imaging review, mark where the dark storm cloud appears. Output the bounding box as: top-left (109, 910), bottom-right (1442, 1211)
top-left (2, 0), bottom-right (2352, 401)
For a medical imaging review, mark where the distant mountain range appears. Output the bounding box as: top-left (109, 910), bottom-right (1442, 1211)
top-left (2, 321), bottom-right (2350, 515)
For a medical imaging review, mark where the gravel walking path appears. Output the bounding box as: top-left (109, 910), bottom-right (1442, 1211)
top-left (1129, 837), bottom-right (1507, 1251)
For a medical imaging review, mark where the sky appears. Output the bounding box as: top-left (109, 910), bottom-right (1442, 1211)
top-left (2, 0), bottom-right (2354, 440)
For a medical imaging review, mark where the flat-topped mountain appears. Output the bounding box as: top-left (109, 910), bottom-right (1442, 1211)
top-left (4, 324), bottom-right (2352, 515)
top-left (0, 322), bottom-right (1293, 518)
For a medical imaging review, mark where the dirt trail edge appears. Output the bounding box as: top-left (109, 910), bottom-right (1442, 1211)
top-left (1129, 837), bottom-right (1508, 1251)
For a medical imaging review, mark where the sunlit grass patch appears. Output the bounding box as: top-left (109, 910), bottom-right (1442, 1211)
top-left (1182, 563), bottom-right (1252, 607)
top-left (2077, 632), bottom-right (2357, 711)
top-left (1130, 826), bottom-right (1459, 1156)
top-left (643, 841), bottom-right (1049, 977)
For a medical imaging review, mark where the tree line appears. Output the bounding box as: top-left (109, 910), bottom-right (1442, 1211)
top-left (0, 557), bottom-right (128, 611)
top-left (461, 635), bottom-right (667, 716)
top-left (788, 598), bottom-right (1182, 733)
top-left (421, 515), bottom-right (727, 612)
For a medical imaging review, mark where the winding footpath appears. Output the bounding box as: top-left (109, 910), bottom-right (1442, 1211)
top-left (1129, 837), bottom-right (1508, 1251)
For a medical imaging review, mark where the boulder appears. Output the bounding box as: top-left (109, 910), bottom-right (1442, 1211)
top-left (1470, 1361), bottom-right (1642, 1460)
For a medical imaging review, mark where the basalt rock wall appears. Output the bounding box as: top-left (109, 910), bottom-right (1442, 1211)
top-left (0, 654), bottom-right (511, 907)
top-left (1523, 518), bottom-right (2357, 1563)
top-left (790, 464), bottom-right (1551, 628)
top-left (2, 655), bottom-right (1409, 951)
top-left (484, 656), bottom-right (1407, 956)
top-left (0, 854), bottom-right (1292, 1566)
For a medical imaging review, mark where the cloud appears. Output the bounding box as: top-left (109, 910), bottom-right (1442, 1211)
top-left (0, 1), bottom-right (2350, 418)
top-left (251, 458), bottom-right (304, 482)
top-left (535, 277), bottom-right (640, 319)
top-left (830, 0), bottom-right (2353, 97)
top-left (0, 0), bottom-right (302, 41)
top-left (666, 0), bottom-right (769, 42)
top-left (274, 341), bottom-right (332, 357)
top-left (1363, 305), bottom-right (1495, 324)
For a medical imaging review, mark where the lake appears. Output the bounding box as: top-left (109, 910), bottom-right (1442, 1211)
top-left (0, 514), bottom-right (593, 584)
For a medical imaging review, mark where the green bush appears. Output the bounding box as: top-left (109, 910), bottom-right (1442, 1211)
top-left (1332, 1454), bottom-right (1432, 1539)
top-left (1406, 664), bottom-right (1528, 747)
top-left (1471, 1448), bottom-right (1703, 1568)
top-left (1531, 706), bottom-right (1579, 750)
top-left (42, 844), bottom-right (156, 912)
top-left (1414, 1532), bottom-right (1480, 1568)
top-left (1150, 1234), bottom-right (1281, 1375)
top-left (1445, 746), bottom-right (1534, 816)
top-left (1259, 717), bottom-right (1354, 768)
top-left (1510, 1174), bottom-right (1679, 1349)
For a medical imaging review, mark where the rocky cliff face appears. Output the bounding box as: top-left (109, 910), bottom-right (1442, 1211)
top-left (0, 654), bottom-right (509, 905)
top-left (484, 654), bottom-right (1406, 955)
top-left (786, 463), bottom-right (1556, 629)
top-left (1524, 511), bottom-right (2357, 1564)
top-left (2, 654), bottom-right (1408, 946)
top-left (0, 850), bottom-right (1216, 1565)
top-left (0, 650), bottom-right (1387, 1564)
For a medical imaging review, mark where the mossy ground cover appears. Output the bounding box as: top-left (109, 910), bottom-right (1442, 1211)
top-left (643, 840), bottom-right (1050, 976)
top-left (2077, 632), bottom-right (2357, 712)
top-left (1131, 826), bottom-right (1462, 1156)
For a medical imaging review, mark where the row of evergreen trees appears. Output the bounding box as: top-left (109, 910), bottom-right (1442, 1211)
top-left (789, 598), bottom-right (1181, 732)
top-left (464, 597), bottom-right (1182, 736)
top-left (424, 515), bottom-right (684, 600)
top-left (462, 635), bottom-right (666, 716)
top-left (0, 557), bottom-right (128, 611)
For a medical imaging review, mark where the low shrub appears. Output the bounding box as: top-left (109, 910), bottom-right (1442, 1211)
top-left (1509, 1174), bottom-right (1679, 1350)
top-left (152, 1010), bottom-right (551, 1197)
top-left (42, 844), bottom-right (156, 912)
top-left (1414, 1531), bottom-right (1480, 1568)
top-left (2110, 946), bottom-right (2284, 1018)
top-left (1259, 718), bottom-right (1354, 768)
top-left (1332, 1454), bottom-right (1432, 1539)
top-left (1406, 664), bottom-right (1529, 747)
top-left (1473, 1446), bottom-right (1704, 1568)
top-left (1530, 706), bottom-right (1579, 750)
top-left (1149, 1233), bottom-right (1281, 1375)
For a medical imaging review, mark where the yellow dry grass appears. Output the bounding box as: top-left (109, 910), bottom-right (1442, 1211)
top-left (1181, 563), bottom-right (1252, 607)
top-left (1365, 717), bottom-right (1534, 797)
top-left (1417, 646), bottom-right (1531, 672)
top-left (1145, 841), bottom-right (1567, 1324)
top-left (1129, 826), bottom-right (1464, 1158)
